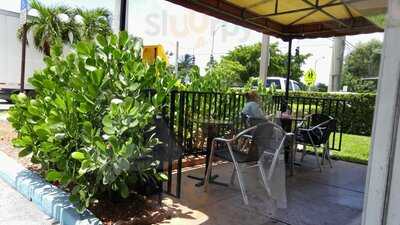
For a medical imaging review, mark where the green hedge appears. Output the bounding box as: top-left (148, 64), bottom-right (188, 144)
top-left (275, 91), bottom-right (376, 136)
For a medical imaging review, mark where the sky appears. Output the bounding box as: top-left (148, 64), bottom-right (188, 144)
top-left (1, 0), bottom-right (385, 85)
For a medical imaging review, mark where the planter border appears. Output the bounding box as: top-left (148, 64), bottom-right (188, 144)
top-left (0, 151), bottom-right (101, 225)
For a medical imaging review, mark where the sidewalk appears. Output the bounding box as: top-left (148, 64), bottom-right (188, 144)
top-left (0, 178), bottom-right (56, 225)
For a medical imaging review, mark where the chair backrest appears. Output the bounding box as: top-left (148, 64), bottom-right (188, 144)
top-left (309, 114), bottom-right (331, 127)
top-left (306, 114), bottom-right (337, 145)
top-left (252, 122), bottom-right (285, 154)
top-left (241, 113), bottom-right (269, 128)
top-left (320, 118), bottom-right (337, 144)
top-left (241, 113), bottom-right (251, 128)
top-left (251, 122), bottom-right (287, 180)
top-left (145, 116), bottom-right (182, 161)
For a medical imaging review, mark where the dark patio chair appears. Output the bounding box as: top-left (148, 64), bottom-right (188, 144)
top-left (295, 114), bottom-right (337, 171)
top-left (143, 116), bottom-right (183, 201)
top-left (204, 121), bottom-right (292, 205)
top-left (241, 112), bottom-right (271, 128)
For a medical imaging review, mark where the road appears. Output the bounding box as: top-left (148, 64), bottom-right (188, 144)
top-left (0, 99), bottom-right (12, 111)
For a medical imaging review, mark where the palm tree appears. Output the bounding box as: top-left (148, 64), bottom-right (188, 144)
top-left (75, 8), bottom-right (112, 41)
top-left (17, 0), bottom-right (79, 55)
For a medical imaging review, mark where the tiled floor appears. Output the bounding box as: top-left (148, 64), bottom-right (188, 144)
top-left (160, 154), bottom-right (366, 225)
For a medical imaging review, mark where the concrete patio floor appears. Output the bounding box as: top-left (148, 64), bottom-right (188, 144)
top-left (161, 154), bottom-right (366, 225)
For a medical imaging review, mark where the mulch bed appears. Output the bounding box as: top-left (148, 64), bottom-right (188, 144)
top-left (0, 118), bottom-right (176, 225)
top-left (90, 195), bottom-right (173, 225)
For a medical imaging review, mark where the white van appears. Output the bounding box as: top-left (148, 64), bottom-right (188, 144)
top-left (265, 76), bottom-right (305, 91)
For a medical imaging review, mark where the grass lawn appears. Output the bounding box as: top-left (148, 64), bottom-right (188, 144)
top-left (331, 133), bottom-right (371, 165)
top-left (308, 134), bottom-right (371, 164)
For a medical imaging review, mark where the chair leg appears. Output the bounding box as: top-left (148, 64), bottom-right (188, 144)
top-left (301, 144), bottom-right (307, 162)
top-left (324, 146), bottom-right (333, 168)
top-left (258, 161), bottom-right (271, 196)
top-left (233, 163), bottom-right (249, 205)
top-left (313, 146), bottom-right (322, 172)
top-left (204, 143), bottom-right (216, 192)
top-left (230, 164), bottom-right (236, 186)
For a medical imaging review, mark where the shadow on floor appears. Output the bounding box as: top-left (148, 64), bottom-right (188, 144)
top-left (160, 153), bottom-right (366, 225)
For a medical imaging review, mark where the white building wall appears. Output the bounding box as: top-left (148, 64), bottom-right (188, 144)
top-left (0, 9), bottom-right (44, 90)
top-left (362, 0), bottom-right (400, 224)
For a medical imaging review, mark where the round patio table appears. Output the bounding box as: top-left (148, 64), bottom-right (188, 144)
top-left (274, 116), bottom-right (306, 176)
top-left (187, 119), bottom-right (233, 187)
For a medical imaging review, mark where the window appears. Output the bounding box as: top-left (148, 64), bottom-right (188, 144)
top-left (293, 82), bottom-right (301, 91)
top-left (266, 79), bottom-right (281, 89)
top-left (288, 81), bottom-right (294, 90)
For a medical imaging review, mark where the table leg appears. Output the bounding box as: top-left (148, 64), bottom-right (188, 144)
top-left (290, 135), bottom-right (295, 176)
top-left (187, 131), bottom-right (228, 187)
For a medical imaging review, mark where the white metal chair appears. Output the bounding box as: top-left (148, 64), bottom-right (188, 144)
top-left (204, 122), bottom-right (292, 205)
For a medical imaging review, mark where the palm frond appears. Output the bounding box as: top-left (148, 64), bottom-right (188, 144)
top-left (18, 1), bottom-right (113, 54)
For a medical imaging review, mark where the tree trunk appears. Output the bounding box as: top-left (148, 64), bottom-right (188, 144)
top-left (43, 41), bottom-right (51, 56)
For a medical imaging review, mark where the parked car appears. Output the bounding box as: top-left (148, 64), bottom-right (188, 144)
top-left (265, 77), bottom-right (306, 91)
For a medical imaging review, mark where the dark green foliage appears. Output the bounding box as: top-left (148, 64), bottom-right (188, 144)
top-left (275, 91), bottom-right (376, 135)
top-left (8, 32), bottom-right (178, 212)
top-left (310, 83), bottom-right (328, 92)
top-left (206, 59), bottom-right (245, 87)
top-left (342, 39), bottom-right (382, 93)
top-left (222, 42), bottom-right (311, 83)
top-left (177, 54), bottom-right (196, 81)
top-left (183, 66), bottom-right (274, 98)
top-left (75, 8), bottom-right (112, 41)
top-left (17, 0), bottom-right (112, 55)
top-left (341, 73), bottom-right (378, 93)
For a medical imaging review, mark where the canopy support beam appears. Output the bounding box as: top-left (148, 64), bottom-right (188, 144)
top-left (302, 0), bottom-right (351, 28)
top-left (259, 34), bottom-right (270, 83)
top-left (113, 0), bottom-right (129, 33)
top-left (119, 0), bottom-right (127, 31)
top-left (282, 38), bottom-right (292, 112)
top-left (246, 0), bottom-right (362, 20)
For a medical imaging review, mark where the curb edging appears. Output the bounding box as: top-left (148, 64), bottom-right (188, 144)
top-left (0, 151), bottom-right (102, 225)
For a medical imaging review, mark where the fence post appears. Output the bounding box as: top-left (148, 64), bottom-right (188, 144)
top-left (167, 91), bottom-right (175, 194)
top-left (176, 91), bottom-right (185, 198)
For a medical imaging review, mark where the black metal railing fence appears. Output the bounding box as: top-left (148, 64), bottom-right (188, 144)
top-left (168, 91), bottom-right (347, 157)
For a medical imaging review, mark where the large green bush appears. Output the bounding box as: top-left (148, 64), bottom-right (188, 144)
top-left (275, 91), bottom-right (376, 135)
top-left (8, 32), bottom-right (178, 212)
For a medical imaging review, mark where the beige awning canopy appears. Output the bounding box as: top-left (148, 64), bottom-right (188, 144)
top-left (166, 0), bottom-right (386, 40)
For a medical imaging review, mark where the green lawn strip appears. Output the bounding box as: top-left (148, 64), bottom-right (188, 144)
top-left (304, 133), bottom-right (371, 165)
top-left (332, 133), bottom-right (371, 164)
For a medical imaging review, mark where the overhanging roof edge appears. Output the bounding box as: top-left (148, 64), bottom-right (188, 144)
top-left (165, 0), bottom-right (384, 40)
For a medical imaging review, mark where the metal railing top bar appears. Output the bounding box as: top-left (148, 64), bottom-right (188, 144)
top-left (167, 91), bottom-right (346, 157)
